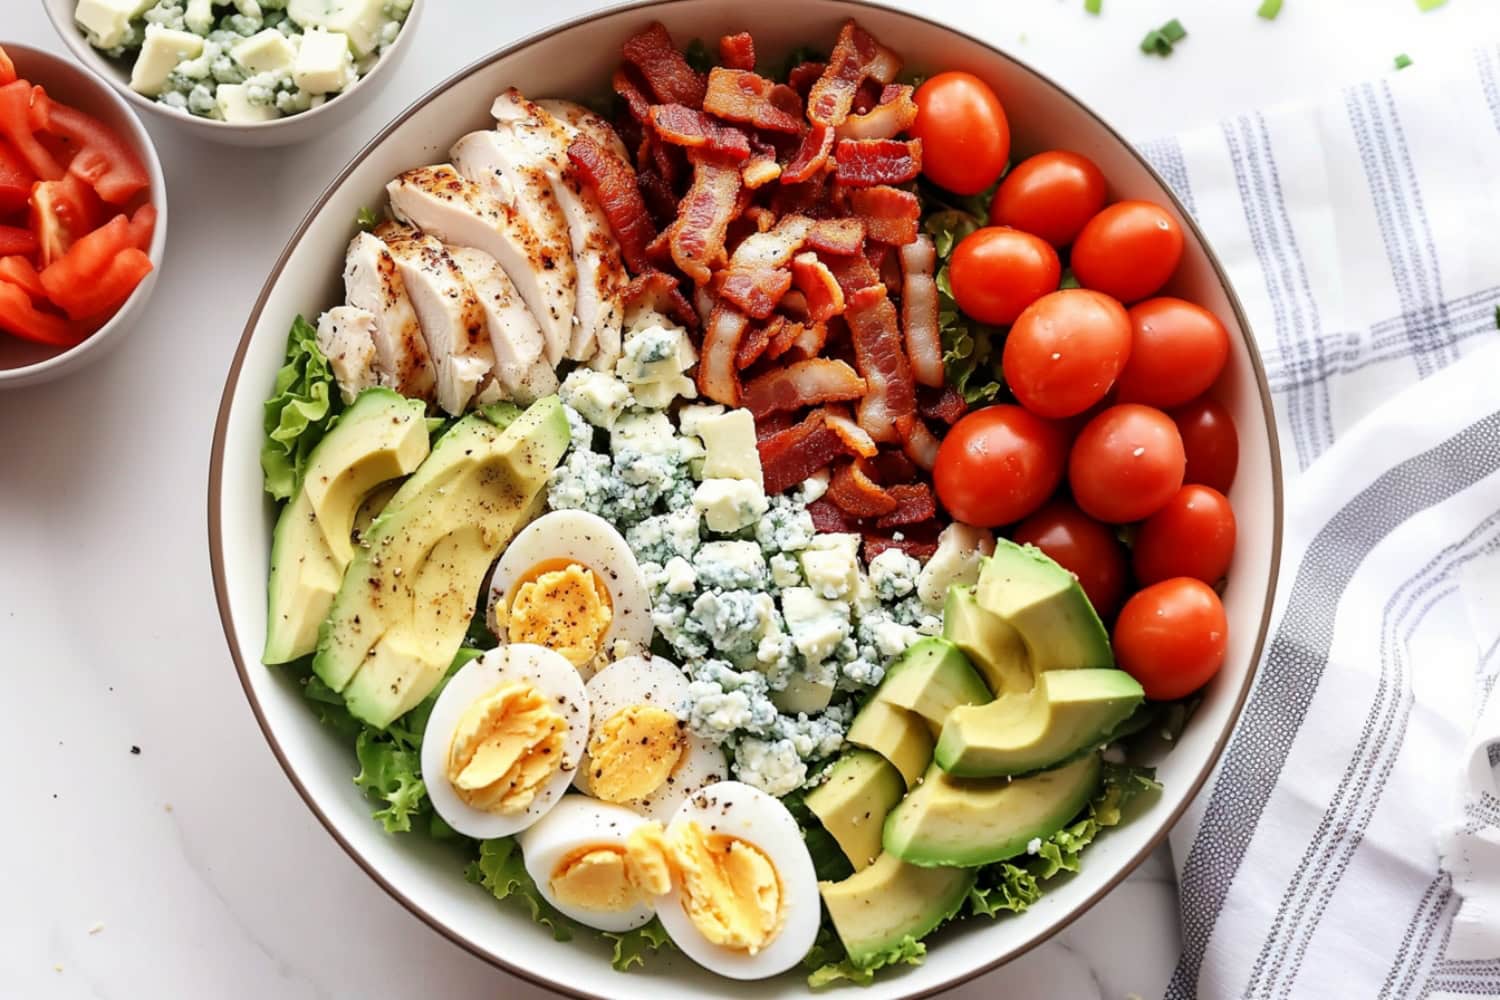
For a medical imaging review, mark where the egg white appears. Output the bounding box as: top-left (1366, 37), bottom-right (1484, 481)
top-left (487, 510), bottom-right (652, 677)
top-left (574, 656), bottom-right (728, 821)
top-left (518, 795), bottom-right (655, 932)
top-left (655, 781), bottom-right (821, 980)
top-left (420, 644), bottom-right (590, 839)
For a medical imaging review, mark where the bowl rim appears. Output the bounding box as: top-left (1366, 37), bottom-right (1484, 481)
top-left (39, 0), bottom-right (424, 135)
top-left (0, 40), bottom-right (167, 384)
top-left (206, 1), bottom-right (1286, 995)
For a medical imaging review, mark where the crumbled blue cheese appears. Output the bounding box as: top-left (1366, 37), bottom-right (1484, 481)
top-left (797, 471), bottom-right (831, 504)
top-left (768, 552), bottom-right (803, 590)
top-left (617, 322), bottom-right (697, 408)
top-left (917, 522), bottom-right (996, 609)
top-left (559, 368), bottom-right (633, 429)
top-left (696, 541), bottom-right (769, 591)
top-left (780, 587), bottom-right (852, 666)
top-left (733, 737), bottom-right (807, 797)
top-left (690, 590), bottom-right (777, 659)
top-left (626, 506), bottom-right (701, 565)
top-left (1026, 837), bottom-right (1043, 856)
top-left (868, 548), bottom-right (922, 602)
top-left (755, 495), bottom-right (816, 555)
top-left (800, 533), bottom-right (861, 600)
top-left (685, 660), bottom-right (778, 741)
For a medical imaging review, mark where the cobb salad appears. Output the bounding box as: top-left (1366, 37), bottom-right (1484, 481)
top-left (258, 18), bottom-right (1241, 986)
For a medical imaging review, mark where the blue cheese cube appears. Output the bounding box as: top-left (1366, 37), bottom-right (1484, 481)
top-left (693, 479), bottom-right (768, 534)
top-left (916, 523), bottom-right (996, 609)
top-left (769, 552), bottom-right (803, 589)
top-left (661, 557), bottom-right (697, 596)
top-left (678, 403), bottom-right (725, 439)
top-left (130, 26), bottom-right (205, 96)
top-left (868, 548), bottom-right (922, 601)
top-left (293, 29), bottom-right (355, 95)
top-left (800, 533), bottom-right (861, 600)
top-left (291, 0), bottom-right (391, 56)
top-left (697, 541), bottom-right (769, 590)
top-left (611, 410), bottom-right (678, 457)
top-left (76, 0), bottom-right (155, 49)
top-left (215, 83), bottom-right (281, 123)
top-left (697, 408), bottom-right (763, 486)
top-left (617, 323), bottom-right (697, 408)
top-left (781, 587), bottom-right (852, 666)
top-left (559, 368), bottom-right (632, 429)
top-left (232, 28), bottom-right (296, 75)
top-left (772, 664), bottom-right (837, 715)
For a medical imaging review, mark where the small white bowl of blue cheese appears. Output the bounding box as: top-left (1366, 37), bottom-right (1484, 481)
top-left (42, 0), bottom-right (422, 146)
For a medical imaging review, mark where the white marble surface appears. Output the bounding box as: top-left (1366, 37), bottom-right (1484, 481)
top-left (3, 1), bottom-right (1496, 997)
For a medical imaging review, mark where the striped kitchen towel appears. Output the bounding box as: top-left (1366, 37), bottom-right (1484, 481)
top-left (1140, 45), bottom-right (1500, 1000)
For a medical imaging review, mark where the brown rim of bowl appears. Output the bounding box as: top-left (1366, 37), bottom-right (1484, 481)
top-left (207, 1), bottom-right (1285, 995)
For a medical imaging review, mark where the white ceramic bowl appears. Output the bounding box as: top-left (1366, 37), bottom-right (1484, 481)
top-left (41, 0), bottom-right (423, 147)
top-left (209, 2), bottom-right (1284, 996)
top-left (0, 42), bottom-right (167, 389)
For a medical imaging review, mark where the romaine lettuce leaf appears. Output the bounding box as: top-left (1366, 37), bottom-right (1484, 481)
top-left (261, 315), bottom-right (340, 501)
top-left (804, 925), bottom-right (926, 988)
top-left (465, 837), bottom-right (573, 942)
top-left (603, 918), bottom-right (673, 971)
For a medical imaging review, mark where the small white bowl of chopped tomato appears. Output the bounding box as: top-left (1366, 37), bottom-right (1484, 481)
top-left (0, 42), bottom-right (165, 389)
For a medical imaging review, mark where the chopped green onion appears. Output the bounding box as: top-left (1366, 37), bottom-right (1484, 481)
top-left (1493, 305), bottom-right (1499, 329)
top-left (1415, 0), bottom-right (1447, 10)
top-left (1140, 19), bottom-right (1187, 57)
top-left (1085, 0), bottom-right (1102, 13)
top-left (1257, 0), bottom-right (1283, 19)
top-left (1162, 18), bottom-right (1188, 41)
top-left (1394, 53), bottom-right (1413, 69)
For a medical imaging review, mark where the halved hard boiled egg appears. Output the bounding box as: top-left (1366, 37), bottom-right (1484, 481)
top-left (648, 782), bottom-right (821, 980)
top-left (420, 644), bottom-right (589, 839)
top-left (518, 796), bottom-right (659, 932)
top-left (487, 510), bottom-right (652, 678)
top-left (575, 656), bottom-right (727, 821)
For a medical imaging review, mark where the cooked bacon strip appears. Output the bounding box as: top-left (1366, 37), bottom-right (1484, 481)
top-left (846, 284), bottom-right (917, 443)
top-left (809, 496), bottom-right (861, 533)
top-left (698, 303), bottom-right (748, 405)
top-left (808, 20), bottom-right (902, 127)
top-left (756, 409), bottom-right (797, 441)
top-left (870, 449), bottom-right (918, 484)
top-left (864, 535), bottom-right (940, 562)
top-left (790, 251), bottom-right (846, 322)
top-left (759, 411), bottom-right (855, 494)
top-left (717, 215), bottom-right (813, 317)
top-left (805, 218), bottom-right (865, 255)
top-left (850, 186), bottom-right (920, 245)
top-left (737, 316), bottom-right (780, 369)
top-left (781, 125), bottom-right (835, 184)
top-left (665, 152), bottom-right (744, 284)
top-left (901, 418), bottom-right (942, 471)
top-left (765, 318), bottom-right (805, 360)
top-left (648, 104), bottom-right (751, 160)
top-left (876, 482), bottom-right (937, 528)
top-left (718, 32), bottom-right (756, 71)
top-left (742, 154), bottom-right (782, 188)
top-left (787, 61), bottom-right (827, 98)
top-left (623, 22), bottom-right (706, 107)
top-left (822, 405), bottom-right (879, 458)
top-left (918, 385), bottom-right (967, 425)
top-left (835, 138), bottom-right (922, 186)
top-left (703, 68), bottom-right (804, 134)
top-left (836, 84), bottom-right (918, 140)
top-left (720, 268), bottom-right (793, 318)
top-left (742, 358), bottom-right (866, 418)
top-left (623, 271), bottom-right (698, 330)
top-left (824, 252), bottom-right (882, 299)
top-left (900, 234), bottom-right (944, 387)
top-left (829, 460), bottom-right (899, 517)
top-left (612, 67), bottom-right (653, 123)
top-left (785, 319), bottom-right (829, 361)
top-left (567, 135), bottom-right (656, 275)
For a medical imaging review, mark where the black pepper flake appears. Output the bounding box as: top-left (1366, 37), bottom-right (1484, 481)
top-left (130, 746), bottom-right (141, 755)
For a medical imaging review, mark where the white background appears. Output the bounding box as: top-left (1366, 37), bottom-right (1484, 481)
top-left (3, 1), bottom-right (1498, 998)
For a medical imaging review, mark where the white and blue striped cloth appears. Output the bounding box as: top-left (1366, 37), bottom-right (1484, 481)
top-left (1141, 45), bottom-right (1500, 1000)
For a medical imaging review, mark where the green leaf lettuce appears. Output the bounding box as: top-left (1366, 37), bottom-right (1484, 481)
top-left (465, 837), bottom-right (573, 942)
top-left (261, 315), bottom-right (340, 501)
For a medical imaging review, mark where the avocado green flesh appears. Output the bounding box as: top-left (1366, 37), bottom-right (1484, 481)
top-left (846, 699), bottom-right (933, 790)
top-left (975, 539), bottom-right (1113, 674)
top-left (883, 753), bottom-right (1102, 868)
top-left (935, 669), bottom-right (1144, 777)
top-left (263, 389), bottom-right (430, 664)
top-left (805, 750), bottom-right (906, 872)
top-left (314, 398), bottom-right (570, 728)
top-left (819, 853), bottom-right (974, 965)
top-left (877, 637), bottom-right (991, 730)
top-left (942, 586), bottom-right (1031, 694)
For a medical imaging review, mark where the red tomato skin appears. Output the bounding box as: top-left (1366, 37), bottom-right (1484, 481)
top-left (934, 404), bottom-right (1069, 527)
top-left (1002, 288), bottom-right (1132, 419)
top-left (1172, 397), bottom-right (1239, 493)
top-left (1072, 200), bottom-right (1185, 303)
top-left (1113, 578), bottom-right (1229, 700)
top-left (1012, 500), bottom-right (1129, 618)
top-left (1132, 485), bottom-right (1237, 585)
top-left (910, 71), bottom-right (1010, 196)
top-left (0, 137), bottom-right (34, 216)
top-left (989, 150), bottom-right (1108, 247)
top-left (1068, 403), bottom-right (1186, 523)
top-left (949, 227), bottom-right (1060, 326)
top-left (1114, 298), bottom-right (1231, 408)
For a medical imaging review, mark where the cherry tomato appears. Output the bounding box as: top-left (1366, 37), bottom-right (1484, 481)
top-left (1012, 500), bottom-right (1128, 618)
top-left (1171, 397), bottom-right (1239, 493)
top-left (934, 404), bottom-right (1069, 527)
top-left (949, 227), bottom-right (1060, 326)
top-left (1132, 485), bottom-right (1237, 585)
top-left (1113, 578), bottom-right (1228, 700)
top-left (1002, 288), bottom-right (1132, 419)
top-left (989, 150), bottom-right (1107, 247)
top-left (1068, 403), bottom-right (1185, 523)
top-left (910, 71), bottom-right (1010, 196)
top-left (1113, 298), bottom-right (1231, 408)
top-left (1072, 200), bottom-right (1184, 303)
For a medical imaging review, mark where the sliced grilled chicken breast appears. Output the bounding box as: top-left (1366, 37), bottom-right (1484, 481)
top-left (342, 232), bottom-right (437, 402)
top-left (315, 305), bottom-right (380, 403)
top-left (489, 89), bottom-right (628, 371)
top-left (538, 98), bottom-right (631, 163)
top-left (375, 221), bottom-right (494, 415)
top-left (449, 246), bottom-right (559, 404)
top-left (386, 164), bottom-right (575, 368)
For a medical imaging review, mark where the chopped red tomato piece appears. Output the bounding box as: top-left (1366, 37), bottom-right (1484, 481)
top-left (31, 93), bottom-right (149, 204)
top-left (0, 138), bottom-right (33, 215)
top-left (0, 280), bottom-right (82, 347)
top-left (127, 202), bottom-right (157, 250)
top-left (47, 247), bottom-right (151, 321)
top-left (0, 82), bottom-right (63, 181)
top-left (0, 45), bottom-right (16, 87)
top-left (39, 214), bottom-right (144, 319)
top-left (0, 256), bottom-right (45, 299)
top-left (30, 174), bottom-right (98, 267)
top-left (0, 225), bottom-right (37, 257)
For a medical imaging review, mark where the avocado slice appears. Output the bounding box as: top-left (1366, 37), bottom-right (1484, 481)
top-left (846, 699), bottom-right (933, 790)
top-left (883, 753), bottom-right (1101, 868)
top-left (974, 539), bottom-right (1113, 676)
top-left (805, 750), bottom-right (905, 872)
top-left (819, 853), bottom-right (973, 966)
top-left (877, 637), bottom-right (991, 731)
top-left (314, 397), bottom-right (569, 728)
top-left (942, 586), bottom-right (1030, 694)
top-left (263, 388), bottom-right (429, 664)
top-left (935, 669), bottom-right (1143, 777)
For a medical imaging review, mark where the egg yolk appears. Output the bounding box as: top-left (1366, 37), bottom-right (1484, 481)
top-left (549, 846), bottom-right (652, 913)
top-left (669, 821), bottom-right (784, 955)
top-left (587, 705), bottom-right (685, 803)
top-left (446, 679), bottom-right (566, 814)
top-left (506, 562), bottom-right (613, 669)
top-left (624, 822), bottom-right (674, 898)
